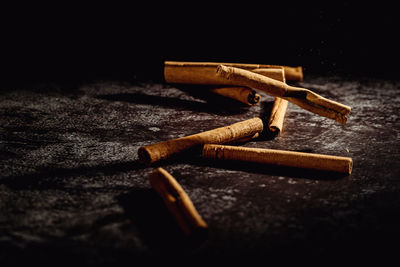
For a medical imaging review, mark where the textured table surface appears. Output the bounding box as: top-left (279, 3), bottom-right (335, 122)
top-left (1, 76), bottom-right (399, 265)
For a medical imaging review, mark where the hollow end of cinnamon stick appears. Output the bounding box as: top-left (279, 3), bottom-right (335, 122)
top-left (210, 87), bottom-right (261, 105)
top-left (249, 90), bottom-right (261, 105)
top-left (138, 146), bottom-right (152, 165)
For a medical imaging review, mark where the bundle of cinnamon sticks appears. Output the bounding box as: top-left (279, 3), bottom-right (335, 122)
top-left (141, 61), bottom-right (352, 238)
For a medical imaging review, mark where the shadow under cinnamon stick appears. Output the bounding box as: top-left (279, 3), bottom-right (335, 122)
top-left (97, 91), bottom-right (250, 116)
top-left (176, 154), bottom-right (348, 181)
top-left (117, 188), bottom-right (208, 253)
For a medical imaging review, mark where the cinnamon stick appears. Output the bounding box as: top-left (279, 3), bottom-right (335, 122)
top-left (216, 65), bottom-right (351, 124)
top-left (210, 87), bottom-right (261, 105)
top-left (148, 167), bottom-right (208, 236)
top-left (269, 97), bottom-right (289, 132)
top-left (202, 144), bottom-right (353, 174)
top-left (265, 67), bottom-right (288, 133)
top-left (164, 61), bottom-right (303, 84)
top-left (138, 117), bottom-right (264, 165)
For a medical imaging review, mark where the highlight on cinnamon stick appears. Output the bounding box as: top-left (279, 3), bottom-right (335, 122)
top-left (210, 87), bottom-right (261, 105)
top-left (216, 65), bottom-right (351, 124)
top-left (251, 68), bottom-right (287, 81)
top-left (138, 117), bottom-right (264, 165)
top-left (164, 61), bottom-right (303, 84)
top-left (148, 167), bottom-right (208, 236)
top-left (202, 144), bottom-right (353, 174)
top-left (226, 132), bottom-right (259, 144)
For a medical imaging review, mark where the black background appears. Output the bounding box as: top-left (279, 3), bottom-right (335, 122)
top-left (1, 2), bottom-right (398, 85)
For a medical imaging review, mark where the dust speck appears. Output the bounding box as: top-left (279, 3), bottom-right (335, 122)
top-left (149, 127), bottom-right (160, 132)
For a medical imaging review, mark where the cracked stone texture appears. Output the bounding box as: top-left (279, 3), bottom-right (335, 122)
top-left (1, 76), bottom-right (400, 265)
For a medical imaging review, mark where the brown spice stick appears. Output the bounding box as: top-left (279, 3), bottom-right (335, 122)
top-left (148, 167), bottom-right (208, 236)
top-left (138, 117), bottom-right (264, 165)
top-left (202, 144), bottom-right (353, 174)
top-left (216, 65), bottom-right (351, 124)
top-left (164, 61), bottom-right (303, 84)
top-left (269, 97), bottom-right (289, 132)
top-left (263, 67), bottom-right (288, 133)
top-left (210, 87), bottom-right (261, 105)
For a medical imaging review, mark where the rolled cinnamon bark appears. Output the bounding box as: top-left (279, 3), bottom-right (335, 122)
top-left (164, 61), bottom-right (303, 84)
top-left (148, 167), bottom-right (208, 236)
top-left (269, 98), bottom-right (289, 132)
top-left (202, 144), bottom-right (353, 174)
top-left (216, 65), bottom-right (351, 124)
top-left (138, 117), bottom-right (264, 165)
top-left (266, 67), bottom-right (288, 133)
top-left (210, 87), bottom-right (261, 105)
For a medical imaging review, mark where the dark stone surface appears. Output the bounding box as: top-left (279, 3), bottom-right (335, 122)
top-left (1, 75), bottom-right (400, 265)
